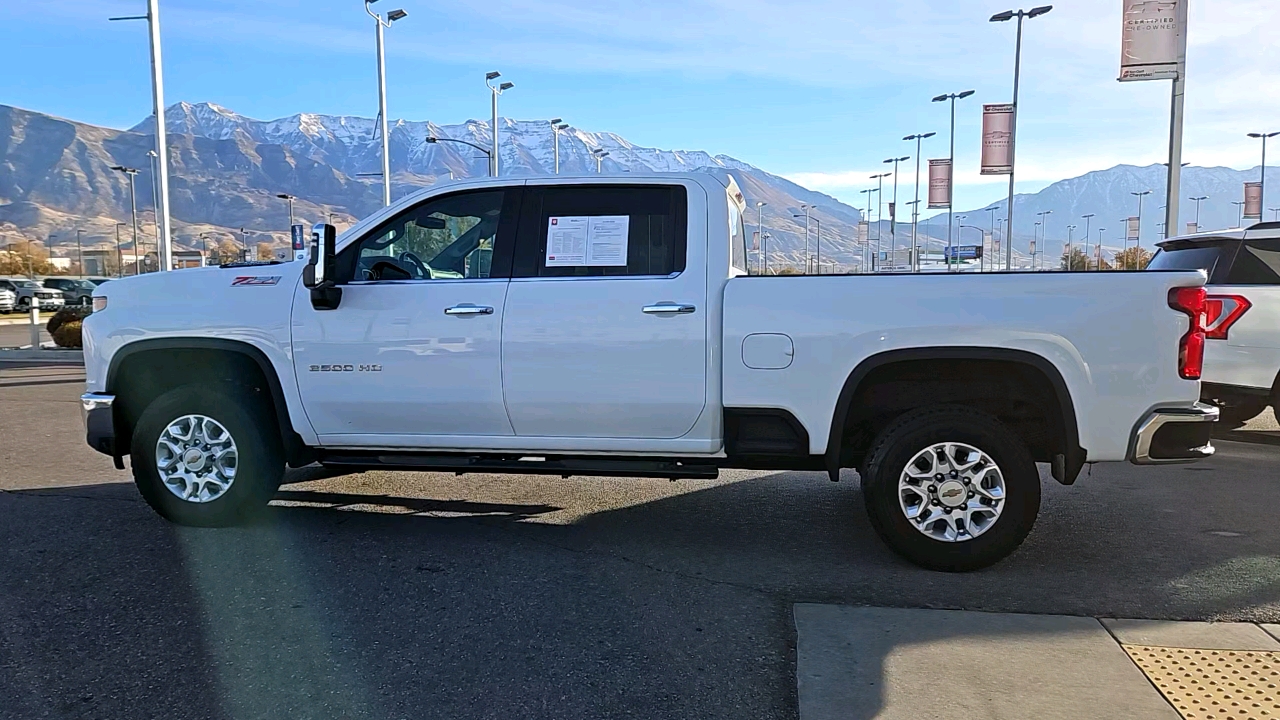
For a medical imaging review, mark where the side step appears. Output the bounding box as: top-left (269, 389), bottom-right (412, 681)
top-left (318, 452), bottom-right (720, 480)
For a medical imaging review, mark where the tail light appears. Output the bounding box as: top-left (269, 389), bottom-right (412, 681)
top-left (1168, 286), bottom-right (1207, 380)
top-left (1203, 294), bottom-right (1251, 340)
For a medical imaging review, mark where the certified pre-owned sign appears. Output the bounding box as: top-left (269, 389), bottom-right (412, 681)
top-left (231, 276), bottom-right (282, 286)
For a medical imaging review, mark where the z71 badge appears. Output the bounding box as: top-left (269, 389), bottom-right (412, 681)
top-left (231, 276), bottom-right (281, 286)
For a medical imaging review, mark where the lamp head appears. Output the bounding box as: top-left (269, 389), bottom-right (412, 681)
top-left (386, 8), bottom-right (407, 21)
top-left (485, 71), bottom-right (501, 81)
top-left (1028, 5), bottom-right (1053, 18)
top-left (549, 118), bottom-right (562, 125)
top-left (931, 94), bottom-right (948, 103)
top-left (990, 10), bottom-right (1015, 22)
top-left (555, 123), bottom-right (569, 130)
top-left (959, 90), bottom-right (976, 99)
top-left (499, 82), bottom-right (514, 91)
top-left (426, 137), bottom-right (438, 143)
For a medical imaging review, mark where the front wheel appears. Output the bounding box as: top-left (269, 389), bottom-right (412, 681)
top-left (131, 383), bottom-right (284, 527)
top-left (861, 406), bottom-right (1040, 572)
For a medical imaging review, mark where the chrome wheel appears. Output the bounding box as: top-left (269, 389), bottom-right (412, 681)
top-left (898, 442), bottom-right (1005, 543)
top-left (155, 414), bottom-right (238, 503)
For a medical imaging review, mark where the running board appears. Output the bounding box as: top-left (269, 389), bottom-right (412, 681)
top-left (318, 452), bottom-right (720, 480)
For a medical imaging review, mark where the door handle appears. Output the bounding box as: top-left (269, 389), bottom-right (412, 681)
top-left (444, 304), bottom-right (494, 316)
top-left (642, 303), bottom-right (696, 315)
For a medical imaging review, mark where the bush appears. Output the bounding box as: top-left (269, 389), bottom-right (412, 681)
top-left (52, 320), bottom-right (83, 349)
top-left (47, 306), bottom-right (91, 336)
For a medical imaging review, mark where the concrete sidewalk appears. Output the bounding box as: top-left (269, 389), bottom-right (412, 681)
top-left (795, 604), bottom-right (1280, 720)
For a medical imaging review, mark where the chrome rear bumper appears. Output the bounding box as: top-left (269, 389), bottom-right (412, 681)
top-left (1130, 402), bottom-right (1218, 465)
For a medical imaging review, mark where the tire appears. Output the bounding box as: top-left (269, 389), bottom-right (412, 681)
top-left (131, 383), bottom-right (284, 527)
top-left (861, 406), bottom-right (1040, 572)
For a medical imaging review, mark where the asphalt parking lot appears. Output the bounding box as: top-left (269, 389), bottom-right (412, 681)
top-left (3, 361), bottom-right (1279, 719)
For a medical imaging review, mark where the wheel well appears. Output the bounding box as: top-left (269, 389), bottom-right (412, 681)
top-left (108, 341), bottom-right (311, 467)
top-left (829, 352), bottom-right (1083, 484)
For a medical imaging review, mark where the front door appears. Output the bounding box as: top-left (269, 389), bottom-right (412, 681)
top-left (501, 182), bottom-right (709, 439)
top-left (292, 186), bottom-right (521, 444)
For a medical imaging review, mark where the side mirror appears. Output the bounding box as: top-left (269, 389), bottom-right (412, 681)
top-left (303, 223), bottom-right (342, 310)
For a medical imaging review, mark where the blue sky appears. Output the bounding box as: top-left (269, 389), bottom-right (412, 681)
top-left (2, 0), bottom-right (1277, 213)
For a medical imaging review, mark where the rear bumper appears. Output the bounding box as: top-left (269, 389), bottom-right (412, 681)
top-left (81, 392), bottom-right (116, 457)
top-left (1129, 402), bottom-right (1218, 464)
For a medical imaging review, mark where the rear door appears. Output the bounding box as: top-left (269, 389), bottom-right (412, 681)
top-left (500, 181), bottom-right (709, 439)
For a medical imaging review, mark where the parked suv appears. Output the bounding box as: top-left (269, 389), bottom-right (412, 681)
top-left (1150, 222), bottom-right (1280, 426)
top-left (42, 277), bottom-right (97, 306)
top-left (0, 278), bottom-right (66, 312)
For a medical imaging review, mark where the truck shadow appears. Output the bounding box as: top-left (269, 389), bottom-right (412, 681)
top-left (2, 445), bottom-right (1278, 719)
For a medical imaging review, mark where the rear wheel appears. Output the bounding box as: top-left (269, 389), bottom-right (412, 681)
top-left (861, 406), bottom-right (1040, 572)
top-left (131, 383), bottom-right (284, 527)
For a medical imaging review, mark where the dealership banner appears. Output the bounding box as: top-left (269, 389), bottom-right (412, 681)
top-left (981, 104), bottom-right (1015, 175)
top-left (1244, 182), bottom-right (1263, 220)
top-left (1119, 0), bottom-right (1184, 82)
top-left (1127, 216), bottom-right (1141, 240)
top-left (928, 159), bottom-right (953, 208)
top-left (751, 231), bottom-right (760, 251)
top-left (857, 220), bottom-right (869, 244)
top-left (1186, 221), bottom-right (1198, 235)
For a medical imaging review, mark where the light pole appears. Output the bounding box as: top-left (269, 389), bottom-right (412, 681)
top-left (114, 223), bottom-right (126, 277)
top-left (990, 5), bottom-right (1053, 271)
top-left (871, 172), bottom-right (890, 269)
top-left (110, 165), bottom-right (142, 276)
top-left (860, 188), bottom-right (877, 272)
top-left (276, 193), bottom-right (296, 229)
top-left (884, 156), bottom-right (909, 266)
top-left (1065, 224), bottom-right (1076, 270)
top-left (1032, 221), bottom-right (1041, 270)
top-left (76, 229), bottom-right (84, 278)
top-left (240, 227), bottom-right (250, 262)
top-left (146, 150), bottom-right (161, 244)
top-left (1189, 196), bottom-right (1207, 232)
top-left (1248, 132), bottom-right (1278, 218)
top-left (592, 148), bottom-right (610, 173)
top-left (1082, 213), bottom-right (1095, 271)
top-left (1233, 201), bottom-right (1246, 228)
top-left (199, 232), bottom-right (210, 265)
top-left (1097, 228), bottom-right (1105, 269)
top-left (365, 0), bottom-right (407, 207)
top-left (813, 217), bottom-right (822, 273)
top-left (551, 119), bottom-right (567, 174)
top-left (109, 0), bottom-right (174, 271)
top-left (427, 136), bottom-right (492, 176)
top-left (1035, 210), bottom-right (1052, 271)
top-left (1272, 208), bottom-right (1280, 222)
top-left (486, 71), bottom-right (514, 177)
top-left (1132, 190), bottom-right (1151, 260)
top-left (755, 201), bottom-right (767, 275)
top-left (904, 132), bottom-right (936, 272)
top-left (932, 90), bottom-right (975, 264)
top-left (956, 214), bottom-right (968, 269)
top-left (796, 204), bottom-right (814, 274)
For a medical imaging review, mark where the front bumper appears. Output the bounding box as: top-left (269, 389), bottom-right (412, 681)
top-left (81, 392), bottom-right (116, 457)
top-left (1130, 402), bottom-right (1218, 464)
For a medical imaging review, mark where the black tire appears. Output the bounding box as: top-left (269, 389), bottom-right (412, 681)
top-left (861, 406), bottom-right (1040, 572)
top-left (131, 383), bottom-right (284, 527)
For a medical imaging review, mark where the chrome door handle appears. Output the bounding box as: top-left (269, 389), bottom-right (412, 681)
top-left (642, 303), bottom-right (696, 315)
top-left (444, 304), bottom-right (494, 316)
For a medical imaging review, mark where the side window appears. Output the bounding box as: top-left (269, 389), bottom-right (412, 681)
top-left (514, 185), bottom-right (687, 278)
top-left (336, 189), bottom-right (512, 283)
top-left (1225, 239), bottom-right (1280, 285)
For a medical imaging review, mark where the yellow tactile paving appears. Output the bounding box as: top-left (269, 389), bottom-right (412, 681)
top-left (1124, 644), bottom-right (1280, 719)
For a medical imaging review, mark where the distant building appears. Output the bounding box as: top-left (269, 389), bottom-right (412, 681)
top-left (48, 257), bottom-right (72, 271)
top-left (173, 250), bottom-right (206, 269)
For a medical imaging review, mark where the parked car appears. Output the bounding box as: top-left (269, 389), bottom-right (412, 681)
top-left (80, 172), bottom-right (1216, 572)
top-left (86, 277), bottom-right (112, 287)
top-left (1149, 222), bottom-right (1280, 427)
top-left (0, 285), bottom-right (13, 314)
top-left (0, 278), bottom-right (65, 312)
top-left (41, 277), bottom-right (97, 306)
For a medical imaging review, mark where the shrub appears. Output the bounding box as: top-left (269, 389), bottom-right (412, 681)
top-left (52, 320), bottom-right (83, 349)
top-left (47, 306), bottom-right (91, 335)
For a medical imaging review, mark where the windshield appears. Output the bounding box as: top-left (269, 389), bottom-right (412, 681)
top-left (15, 280), bottom-right (38, 288)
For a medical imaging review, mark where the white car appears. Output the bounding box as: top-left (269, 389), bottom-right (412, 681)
top-left (0, 286), bottom-right (13, 314)
top-left (1150, 223), bottom-right (1280, 427)
top-left (79, 172), bottom-right (1216, 571)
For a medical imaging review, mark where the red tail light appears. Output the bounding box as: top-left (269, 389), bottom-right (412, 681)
top-left (1203, 294), bottom-right (1251, 340)
top-left (1168, 286), bottom-right (1207, 380)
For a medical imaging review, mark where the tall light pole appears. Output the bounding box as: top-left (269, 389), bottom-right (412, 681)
top-left (991, 5), bottom-right (1053, 271)
top-left (904, 132), bottom-right (936, 272)
top-left (1065, 224), bottom-right (1076, 270)
top-left (1132, 190), bottom-right (1152, 260)
top-left (276, 193), bottom-right (296, 229)
top-left (1097, 228), bottom-right (1106, 268)
top-left (114, 223), bottom-right (126, 277)
top-left (1035, 210), bottom-right (1052, 271)
top-left (592, 148), bottom-right (609, 174)
top-left (860, 188), bottom-right (877, 272)
top-left (932, 90), bottom-right (975, 264)
top-left (365, 1), bottom-right (407, 207)
top-left (1081, 213), bottom-right (1095, 271)
top-left (871, 172), bottom-right (890, 269)
top-left (486, 72), bottom-right (514, 177)
top-left (109, 0), bottom-right (174, 271)
top-left (551, 119), bottom-right (567, 175)
top-left (796, 204), bottom-right (815, 274)
top-left (1248, 132), bottom-right (1278, 218)
top-left (813, 217), bottom-right (823, 273)
top-left (755, 201), bottom-right (767, 275)
top-left (76, 229), bottom-right (84, 278)
top-left (110, 165), bottom-right (142, 276)
top-left (146, 150), bottom-right (161, 246)
top-left (1189, 196), bottom-right (1207, 231)
top-left (884, 156), bottom-right (909, 267)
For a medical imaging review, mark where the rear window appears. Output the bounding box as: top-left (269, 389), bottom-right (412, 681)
top-left (1224, 239), bottom-right (1280, 285)
top-left (1149, 239), bottom-right (1239, 282)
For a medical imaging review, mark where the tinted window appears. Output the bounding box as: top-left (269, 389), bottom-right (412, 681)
top-left (1225, 239), bottom-right (1280, 285)
top-left (514, 185), bottom-right (687, 278)
top-left (1149, 240), bottom-right (1239, 283)
top-left (336, 189), bottom-right (514, 283)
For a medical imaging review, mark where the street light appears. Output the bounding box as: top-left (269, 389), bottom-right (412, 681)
top-left (1065, 224), bottom-right (1077, 270)
top-left (114, 223), bottom-right (126, 277)
top-left (1081, 213), bottom-right (1095, 271)
top-left (904, 132), bottom-right (936, 272)
top-left (1035, 210), bottom-right (1052, 271)
top-left (365, 0), bottom-right (407, 207)
top-left (550, 119), bottom-right (567, 175)
top-left (883, 157), bottom-right (910, 266)
top-left (870, 172), bottom-right (891, 268)
top-left (932, 90), bottom-right (975, 264)
top-left (76, 229), bottom-right (84, 278)
top-left (755, 201), bottom-right (767, 275)
top-left (1232, 201), bottom-right (1246, 228)
top-left (990, 5), bottom-right (1053, 271)
top-left (426, 136), bottom-right (493, 175)
top-left (110, 165), bottom-right (143, 276)
top-left (1132, 190), bottom-right (1152, 259)
top-left (1189, 195), bottom-right (1208, 232)
top-left (592, 148), bottom-right (610, 174)
top-left (1247, 132), bottom-right (1279, 218)
top-left (276, 193), bottom-right (297, 229)
top-left (240, 227), bottom-right (251, 261)
top-left (486, 72), bottom-right (514, 177)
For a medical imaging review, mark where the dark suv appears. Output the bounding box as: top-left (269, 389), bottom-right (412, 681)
top-left (41, 277), bottom-right (97, 306)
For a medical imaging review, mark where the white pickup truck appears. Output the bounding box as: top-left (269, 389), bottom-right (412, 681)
top-left (80, 172), bottom-right (1217, 571)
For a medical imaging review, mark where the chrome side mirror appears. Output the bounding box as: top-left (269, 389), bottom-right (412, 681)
top-left (303, 223), bottom-right (342, 310)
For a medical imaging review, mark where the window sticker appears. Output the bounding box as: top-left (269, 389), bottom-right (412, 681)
top-left (546, 215), bottom-right (630, 267)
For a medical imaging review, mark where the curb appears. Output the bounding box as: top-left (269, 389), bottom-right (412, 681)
top-left (0, 348), bottom-right (84, 364)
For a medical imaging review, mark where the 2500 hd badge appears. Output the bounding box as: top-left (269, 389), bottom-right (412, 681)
top-left (309, 364), bottom-right (382, 372)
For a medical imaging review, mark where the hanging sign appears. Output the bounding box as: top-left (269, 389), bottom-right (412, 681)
top-left (1244, 182), bottom-right (1263, 220)
top-left (1119, 0), bottom-right (1185, 82)
top-left (981, 104), bottom-right (1015, 175)
top-left (928, 159), bottom-right (953, 208)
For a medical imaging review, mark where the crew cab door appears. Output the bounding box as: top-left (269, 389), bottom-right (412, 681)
top-left (291, 187), bottom-right (522, 444)
top-left (500, 181), bottom-right (709, 439)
